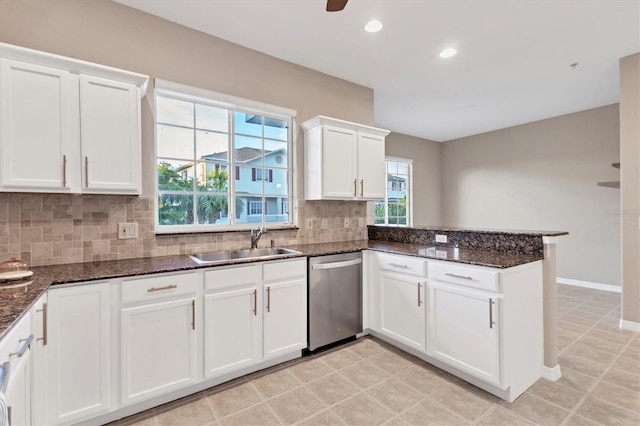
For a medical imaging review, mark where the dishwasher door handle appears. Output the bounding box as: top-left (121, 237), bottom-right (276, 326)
top-left (311, 258), bottom-right (362, 270)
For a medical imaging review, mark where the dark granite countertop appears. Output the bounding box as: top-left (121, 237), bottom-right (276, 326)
top-left (0, 238), bottom-right (544, 342)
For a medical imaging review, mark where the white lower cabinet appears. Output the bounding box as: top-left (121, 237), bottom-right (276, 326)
top-left (263, 279), bottom-right (307, 359)
top-left (427, 281), bottom-right (500, 385)
top-left (204, 259), bottom-right (307, 377)
top-left (44, 282), bottom-right (111, 425)
top-left (30, 293), bottom-right (47, 426)
top-left (120, 271), bottom-right (200, 406)
top-left (204, 264), bottom-right (261, 378)
top-left (1, 310), bottom-right (32, 426)
top-left (380, 272), bottom-right (426, 352)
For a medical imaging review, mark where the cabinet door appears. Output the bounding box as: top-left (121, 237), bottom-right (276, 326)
top-left (121, 298), bottom-right (198, 405)
top-left (80, 75), bottom-right (140, 194)
top-left (5, 350), bottom-right (31, 426)
top-left (263, 279), bottom-right (307, 359)
top-left (321, 126), bottom-right (357, 199)
top-left (356, 132), bottom-right (386, 200)
top-left (30, 294), bottom-right (48, 426)
top-left (0, 59), bottom-right (78, 192)
top-left (427, 281), bottom-right (501, 385)
top-left (204, 287), bottom-right (261, 378)
top-left (380, 272), bottom-right (426, 352)
top-left (45, 283), bottom-right (111, 425)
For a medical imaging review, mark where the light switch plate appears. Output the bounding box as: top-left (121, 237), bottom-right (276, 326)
top-left (344, 217), bottom-right (350, 228)
top-left (359, 217), bottom-right (364, 227)
top-left (118, 223), bottom-right (138, 239)
top-left (435, 234), bottom-right (448, 243)
top-left (306, 218), bottom-right (313, 229)
top-left (321, 218), bottom-right (328, 229)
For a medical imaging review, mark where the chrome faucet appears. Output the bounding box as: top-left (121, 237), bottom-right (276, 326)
top-left (250, 226), bottom-right (266, 249)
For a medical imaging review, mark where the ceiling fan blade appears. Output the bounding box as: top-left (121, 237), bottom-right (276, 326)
top-left (326, 0), bottom-right (348, 12)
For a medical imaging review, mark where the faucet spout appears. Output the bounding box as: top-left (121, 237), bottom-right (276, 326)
top-left (250, 226), bottom-right (266, 249)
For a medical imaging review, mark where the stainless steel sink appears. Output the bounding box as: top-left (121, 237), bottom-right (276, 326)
top-left (189, 247), bottom-right (302, 264)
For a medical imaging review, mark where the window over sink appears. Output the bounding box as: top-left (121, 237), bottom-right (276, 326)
top-left (154, 80), bottom-right (296, 233)
top-left (374, 158), bottom-right (412, 226)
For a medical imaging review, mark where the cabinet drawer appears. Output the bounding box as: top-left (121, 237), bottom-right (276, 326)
top-left (205, 264), bottom-right (260, 291)
top-left (429, 261), bottom-right (500, 292)
top-left (121, 272), bottom-right (200, 304)
top-left (263, 258), bottom-right (306, 282)
top-left (0, 312), bottom-right (32, 363)
top-left (378, 253), bottom-right (427, 277)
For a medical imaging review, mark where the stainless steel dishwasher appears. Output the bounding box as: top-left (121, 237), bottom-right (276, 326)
top-left (308, 252), bottom-right (362, 351)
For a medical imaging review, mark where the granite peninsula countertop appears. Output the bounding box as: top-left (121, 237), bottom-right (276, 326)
top-left (0, 238), bottom-right (547, 341)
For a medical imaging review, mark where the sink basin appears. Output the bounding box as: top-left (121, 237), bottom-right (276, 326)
top-left (189, 247), bottom-right (302, 264)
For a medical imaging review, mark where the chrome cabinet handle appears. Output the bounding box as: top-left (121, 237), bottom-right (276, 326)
top-left (489, 298), bottom-right (495, 329)
top-left (417, 283), bottom-right (422, 307)
top-left (62, 155), bottom-right (67, 187)
top-left (389, 263), bottom-right (409, 269)
top-left (10, 334), bottom-right (34, 358)
top-left (37, 303), bottom-right (48, 346)
top-left (85, 156), bottom-right (89, 188)
top-left (253, 289), bottom-right (257, 316)
top-left (360, 179), bottom-right (364, 197)
top-left (191, 300), bottom-right (195, 330)
top-left (445, 273), bottom-right (473, 280)
top-left (147, 285), bottom-right (177, 292)
top-left (353, 179), bottom-right (357, 197)
top-left (266, 286), bottom-right (271, 313)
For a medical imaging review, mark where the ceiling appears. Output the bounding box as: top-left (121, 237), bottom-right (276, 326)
top-left (115, 0), bottom-right (639, 142)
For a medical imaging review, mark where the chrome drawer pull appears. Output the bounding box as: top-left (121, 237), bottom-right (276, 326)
top-left (37, 303), bottom-right (48, 346)
top-left (389, 263), bottom-right (409, 269)
top-left (417, 283), bottom-right (422, 307)
top-left (445, 273), bottom-right (473, 280)
top-left (489, 298), bottom-right (495, 329)
top-left (147, 285), bottom-right (178, 292)
top-left (10, 334), bottom-right (34, 358)
top-left (266, 286), bottom-right (271, 313)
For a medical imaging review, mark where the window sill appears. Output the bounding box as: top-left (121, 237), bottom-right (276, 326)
top-left (155, 224), bottom-right (299, 236)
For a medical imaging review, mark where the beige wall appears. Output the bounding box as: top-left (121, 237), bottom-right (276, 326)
top-left (619, 53), bottom-right (640, 323)
top-left (385, 133), bottom-right (442, 226)
top-left (441, 104), bottom-right (621, 286)
top-left (0, 0), bottom-right (375, 265)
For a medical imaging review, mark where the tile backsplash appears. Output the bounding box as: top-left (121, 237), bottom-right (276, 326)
top-left (0, 193), bottom-right (367, 266)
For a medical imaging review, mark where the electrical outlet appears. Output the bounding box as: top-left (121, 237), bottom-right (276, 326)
top-left (359, 217), bottom-right (364, 227)
top-left (321, 218), bottom-right (328, 229)
top-left (118, 223), bottom-right (138, 240)
top-left (306, 218), bottom-right (313, 229)
top-left (435, 234), bottom-right (447, 243)
top-left (344, 217), bottom-right (350, 228)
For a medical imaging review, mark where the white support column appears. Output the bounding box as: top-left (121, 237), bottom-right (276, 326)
top-left (541, 236), bottom-right (562, 381)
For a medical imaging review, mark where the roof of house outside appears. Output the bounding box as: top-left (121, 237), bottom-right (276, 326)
top-left (202, 147), bottom-right (285, 163)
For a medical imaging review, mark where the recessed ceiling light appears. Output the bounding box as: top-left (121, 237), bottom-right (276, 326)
top-left (439, 48), bottom-right (457, 58)
top-left (364, 19), bottom-right (383, 33)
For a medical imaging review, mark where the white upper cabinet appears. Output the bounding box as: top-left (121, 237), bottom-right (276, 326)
top-left (0, 43), bottom-right (148, 194)
top-left (302, 116), bottom-right (389, 200)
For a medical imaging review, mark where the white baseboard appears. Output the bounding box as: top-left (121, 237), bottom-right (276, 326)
top-left (620, 319), bottom-right (640, 332)
top-left (557, 277), bottom-right (621, 293)
top-left (541, 364), bottom-right (562, 381)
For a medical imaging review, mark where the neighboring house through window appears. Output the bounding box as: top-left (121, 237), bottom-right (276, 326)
top-left (374, 158), bottom-right (412, 226)
top-left (154, 80), bottom-right (296, 232)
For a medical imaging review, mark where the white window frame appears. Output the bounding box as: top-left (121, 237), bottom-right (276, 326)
top-left (154, 79), bottom-right (298, 234)
top-left (375, 156), bottom-right (413, 227)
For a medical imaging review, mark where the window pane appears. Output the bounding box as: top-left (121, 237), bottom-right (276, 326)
top-left (235, 112), bottom-right (262, 137)
top-left (236, 166), bottom-right (264, 196)
top-left (157, 159), bottom-right (194, 191)
top-left (157, 125), bottom-right (194, 159)
top-left (157, 97), bottom-right (193, 127)
top-left (264, 196), bottom-right (288, 223)
top-left (196, 104), bottom-right (228, 132)
top-left (196, 131), bottom-right (228, 160)
top-left (263, 118), bottom-right (288, 141)
top-left (196, 162), bottom-right (229, 193)
top-left (235, 135), bottom-right (264, 163)
top-left (157, 194), bottom-right (194, 225)
top-left (197, 194), bottom-right (228, 225)
top-left (264, 140), bottom-right (288, 168)
top-left (265, 169), bottom-right (287, 195)
top-left (396, 162), bottom-right (409, 175)
top-left (236, 197), bottom-right (263, 224)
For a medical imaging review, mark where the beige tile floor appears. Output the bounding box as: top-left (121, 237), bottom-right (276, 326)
top-left (110, 284), bottom-right (640, 426)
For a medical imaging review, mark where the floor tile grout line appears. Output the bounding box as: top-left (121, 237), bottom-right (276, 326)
top-left (559, 319), bottom-right (640, 426)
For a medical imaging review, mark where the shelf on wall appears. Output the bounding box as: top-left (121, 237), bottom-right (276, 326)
top-left (597, 162), bottom-right (620, 189)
